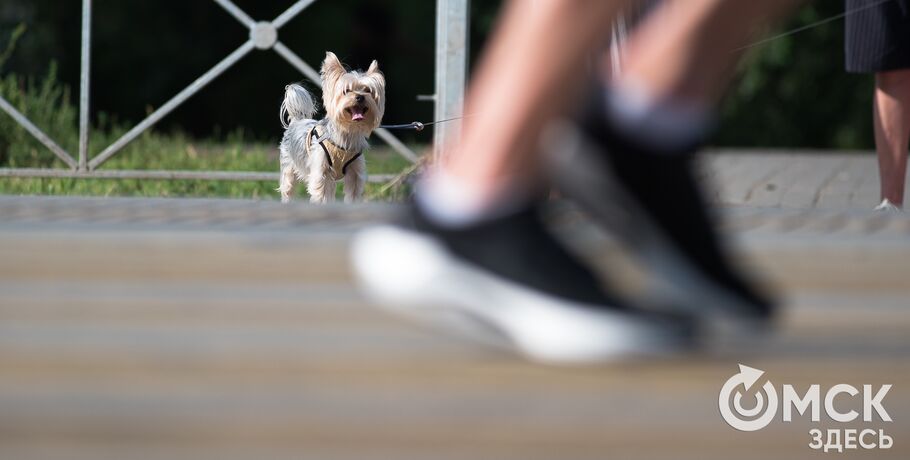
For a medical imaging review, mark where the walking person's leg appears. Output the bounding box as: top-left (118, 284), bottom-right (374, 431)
top-left (845, 0), bottom-right (910, 210)
top-left (873, 69), bottom-right (910, 209)
top-left (434, 0), bottom-right (631, 209)
top-left (356, 0), bottom-right (696, 364)
top-left (614, 0), bottom-right (798, 108)
top-left (353, 0), bottom-right (801, 362)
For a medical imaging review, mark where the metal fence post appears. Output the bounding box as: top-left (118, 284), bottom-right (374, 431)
top-left (433, 0), bottom-right (469, 159)
top-left (79, 0), bottom-right (92, 171)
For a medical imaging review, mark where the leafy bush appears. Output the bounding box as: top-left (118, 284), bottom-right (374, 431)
top-left (714, 3), bottom-right (875, 149)
top-left (0, 24), bottom-right (79, 167)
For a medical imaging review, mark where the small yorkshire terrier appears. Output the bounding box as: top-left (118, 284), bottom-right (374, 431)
top-left (278, 52), bottom-right (386, 203)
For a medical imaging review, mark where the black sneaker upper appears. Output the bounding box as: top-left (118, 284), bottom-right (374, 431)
top-left (572, 90), bottom-right (774, 318)
top-left (405, 201), bottom-right (628, 309)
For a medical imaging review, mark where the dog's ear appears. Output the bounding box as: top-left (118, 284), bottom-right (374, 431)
top-left (367, 60), bottom-right (381, 75)
top-left (321, 52), bottom-right (345, 85)
top-left (365, 59), bottom-right (385, 91)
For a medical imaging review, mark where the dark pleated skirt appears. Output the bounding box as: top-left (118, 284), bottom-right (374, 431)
top-left (845, 0), bottom-right (910, 73)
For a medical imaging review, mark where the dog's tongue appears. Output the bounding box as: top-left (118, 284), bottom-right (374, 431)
top-left (351, 107), bottom-right (365, 121)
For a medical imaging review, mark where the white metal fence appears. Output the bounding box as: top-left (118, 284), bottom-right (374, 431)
top-left (0, 0), bottom-right (468, 183)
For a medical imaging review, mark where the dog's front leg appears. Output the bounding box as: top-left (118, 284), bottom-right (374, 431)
top-left (306, 173), bottom-right (332, 204)
top-left (305, 145), bottom-right (332, 204)
top-left (305, 162), bottom-right (334, 203)
top-left (343, 157), bottom-right (366, 203)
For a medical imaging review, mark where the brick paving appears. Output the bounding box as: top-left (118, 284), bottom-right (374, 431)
top-left (703, 150), bottom-right (903, 210)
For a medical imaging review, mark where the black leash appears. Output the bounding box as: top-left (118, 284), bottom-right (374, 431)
top-left (379, 121), bottom-right (426, 131)
top-left (379, 115), bottom-right (470, 132)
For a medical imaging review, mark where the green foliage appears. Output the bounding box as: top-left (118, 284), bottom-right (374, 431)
top-left (0, 63), bottom-right (79, 167)
top-left (0, 23), bottom-right (76, 167)
top-left (714, 3), bottom-right (875, 149)
top-left (0, 23), bottom-right (26, 70)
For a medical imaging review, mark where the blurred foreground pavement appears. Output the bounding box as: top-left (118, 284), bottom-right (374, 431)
top-left (0, 151), bottom-right (907, 460)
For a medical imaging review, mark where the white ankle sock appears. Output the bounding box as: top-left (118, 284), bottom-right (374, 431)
top-left (416, 169), bottom-right (529, 228)
top-left (607, 79), bottom-right (713, 153)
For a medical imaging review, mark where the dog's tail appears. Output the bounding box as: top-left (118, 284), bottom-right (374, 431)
top-left (280, 83), bottom-right (316, 128)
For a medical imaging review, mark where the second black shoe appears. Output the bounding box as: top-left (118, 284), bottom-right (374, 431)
top-left (544, 97), bottom-right (775, 331)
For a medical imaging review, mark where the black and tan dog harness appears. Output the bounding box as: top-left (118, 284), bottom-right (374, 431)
top-left (307, 125), bottom-right (363, 181)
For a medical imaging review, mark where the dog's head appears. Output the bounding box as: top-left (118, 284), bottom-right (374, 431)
top-left (320, 52), bottom-right (385, 135)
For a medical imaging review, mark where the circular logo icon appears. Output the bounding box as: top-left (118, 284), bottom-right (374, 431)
top-left (719, 364), bottom-right (778, 431)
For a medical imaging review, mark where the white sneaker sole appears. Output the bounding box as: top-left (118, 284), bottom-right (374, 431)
top-left (350, 225), bottom-right (693, 364)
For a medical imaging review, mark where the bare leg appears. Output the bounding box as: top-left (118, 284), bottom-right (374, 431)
top-left (617, 0), bottom-right (801, 106)
top-left (442, 0), bottom-right (631, 199)
top-left (873, 69), bottom-right (910, 208)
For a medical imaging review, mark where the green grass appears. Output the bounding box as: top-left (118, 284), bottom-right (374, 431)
top-left (0, 133), bottom-right (422, 201)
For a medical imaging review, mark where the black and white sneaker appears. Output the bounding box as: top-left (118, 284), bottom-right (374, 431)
top-left (350, 202), bottom-right (696, 364)
top-left (543, 97), bottom-right (775, 331)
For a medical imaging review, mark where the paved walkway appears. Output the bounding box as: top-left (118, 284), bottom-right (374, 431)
top-left (703, 150), bottom-right (900, 209)
top-left (0, 151), bottom-right (907, 460)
